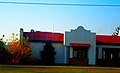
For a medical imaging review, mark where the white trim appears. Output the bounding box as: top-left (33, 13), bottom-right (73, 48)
top-left (64, 47), bottom-right (66, 64)
top-left (97, 45), bottom-right (120, 48)
top-left (70, 47), bottom-right (73, 58)
top-left (98, 47), bottom-right (102, 59)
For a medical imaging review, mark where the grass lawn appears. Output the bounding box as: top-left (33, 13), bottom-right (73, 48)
top-left (0, 65), bottom-right (120, 73)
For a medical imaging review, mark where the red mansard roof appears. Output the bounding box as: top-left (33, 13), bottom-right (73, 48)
top-left (96, 35), bottom-right (120, 44)
top-left (23, 31), bottom-right (64, 43)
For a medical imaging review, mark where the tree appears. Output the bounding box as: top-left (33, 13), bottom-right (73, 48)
top-left (113, 26), bottom-right (120, 36)
top-left (0, 40), bottom-right (8, 63)
top-left (0, 34), bottom-right (9, 64)
top-left (40, 42), bottom-right (56, 65)
top-left (0, 40), bottom-right (5, 49)
top-left (7, 37), bottom-right (32, 64)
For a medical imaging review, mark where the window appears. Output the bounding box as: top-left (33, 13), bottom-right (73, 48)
top-left (103, 50), bottom-right (105, 59)
top-left (73, 51), bottom-right (77, 58)
top-left (73, 47), bottom-right (88, 59)
top-left (78, 51), bottom-right (83, 59)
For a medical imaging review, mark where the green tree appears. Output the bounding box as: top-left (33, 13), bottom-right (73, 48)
top-left (0, 40), bottom-right (8, 64)
top-left (40, 42), bottom-right (56, 65)
top-left (113, 26), bottom-right (120, 36)
top-left (0, 40), bottom-right (5, 49)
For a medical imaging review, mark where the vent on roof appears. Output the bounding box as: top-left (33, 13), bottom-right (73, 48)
top-left (30, 29), bottom-right (35, 32)
top-left (36, 31), bottom-right (41, 32)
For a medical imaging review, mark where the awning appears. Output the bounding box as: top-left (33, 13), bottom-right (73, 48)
top-left (70, 43), bottom-right (91, 47)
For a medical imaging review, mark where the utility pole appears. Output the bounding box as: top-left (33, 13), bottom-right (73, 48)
top-left (53, 24), bottom-right (54, 33)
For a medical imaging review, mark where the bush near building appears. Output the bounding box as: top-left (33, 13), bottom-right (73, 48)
top-left (40, 42), bottom-right (56, 65)
top-left (7, 37), bottom-right (32, 64)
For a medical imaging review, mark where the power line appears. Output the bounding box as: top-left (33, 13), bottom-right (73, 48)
top-left (0, 1), bottom-right (120, 7)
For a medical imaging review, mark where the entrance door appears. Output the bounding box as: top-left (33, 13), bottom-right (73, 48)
top-left (70, 47), bottom-right (88, 65)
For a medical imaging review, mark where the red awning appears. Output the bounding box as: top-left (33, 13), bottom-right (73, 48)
top-left (70, 43), bottom-right (91, 47)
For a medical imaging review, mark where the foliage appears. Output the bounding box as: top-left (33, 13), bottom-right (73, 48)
top-left (0, 40), bottom-right (8, 63)
top-left (113, 26), bottom-right (120, 36)
top-left (40, 42), bottom-right (56, 65)
top-left (7, 37), bottom-right (32, 64)
top-left (0, 40), bottom-right (5, 49)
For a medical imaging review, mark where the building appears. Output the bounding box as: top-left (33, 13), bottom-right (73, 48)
top-left (20, 26), bottom-right (120, 66)
top-left (20, 28), bottom-right (65, 64)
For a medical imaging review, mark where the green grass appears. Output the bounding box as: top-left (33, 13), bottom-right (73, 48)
top-left (0, 65), bottom-right (120, 73)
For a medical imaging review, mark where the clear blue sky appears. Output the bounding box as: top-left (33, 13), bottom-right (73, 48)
top-left (0, 0), bottom-right (120, 41)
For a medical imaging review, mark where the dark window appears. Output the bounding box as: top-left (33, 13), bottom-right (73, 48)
top-left (73, 47), bottom-right (88, 59)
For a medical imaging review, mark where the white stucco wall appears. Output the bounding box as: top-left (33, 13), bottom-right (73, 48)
top-left (30, 42), bottom-right (45, 60)
top-left (52, 43), bottom-right (65, 64)
top-left (64, 46), bottom-right (70, 64)
top-left (30, 42), bottom-right (65, 64)
top-left (65, 26), bottom-right (96, 65)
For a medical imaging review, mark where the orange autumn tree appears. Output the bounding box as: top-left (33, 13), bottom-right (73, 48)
top-left (7, 36), bottom-right (32, 64)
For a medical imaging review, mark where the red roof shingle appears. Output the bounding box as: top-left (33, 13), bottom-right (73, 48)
top-left (96, 35), bottom-right (120, 44)
top-left (23, 32), bottom-right (120, 44)
top-left (23, 32), bottom-right (64, 43)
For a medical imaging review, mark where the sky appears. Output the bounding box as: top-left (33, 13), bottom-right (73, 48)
top-left (0, 0), bottom-right (120, 41)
